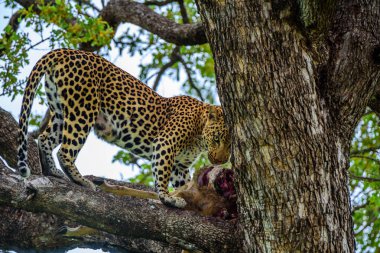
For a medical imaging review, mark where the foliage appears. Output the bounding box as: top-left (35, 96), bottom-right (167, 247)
top-left (19, 0), bottom-right (114, 48)
top-left (113, 2), bottom-right (216, 103)
top-left (0, 23), bottom-right (30, 98)
top-left (1, 0), bottom-right (379, 251)
top-left (1, 0), bottom-right (113, 99)
top-left (350, 112), bottom-right (380, 252)
top-left (112, 150), bottom-right (153, 186)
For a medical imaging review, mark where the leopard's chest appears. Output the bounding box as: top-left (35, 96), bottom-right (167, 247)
top-left (174, 136), bottom-right (206, 165)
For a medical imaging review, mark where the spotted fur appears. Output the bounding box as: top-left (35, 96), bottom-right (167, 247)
top-left (17, 49), bottom-right (231, 208)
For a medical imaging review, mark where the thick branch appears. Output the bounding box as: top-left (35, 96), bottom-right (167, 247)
top-left (100, 0), bottom-right (206, 45)
top-left (14, 0), bottom-right (206, 47)
top-left (0, 159), bottom-right (181, 253)
top-left (323, 1), bottom-right (380, 136)
top-left (11, 0), bottom-right (207, 53)
top-left (0, 170), bottom-right (240, 252)
top-left (0, 107), bottom-right (240, 252)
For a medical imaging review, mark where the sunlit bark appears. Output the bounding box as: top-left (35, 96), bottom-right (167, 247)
top-left (197, 0), bottom-right (379, 251)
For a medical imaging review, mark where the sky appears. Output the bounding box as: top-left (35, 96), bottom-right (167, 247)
top-left (0, 5), bottom-right (182, 181)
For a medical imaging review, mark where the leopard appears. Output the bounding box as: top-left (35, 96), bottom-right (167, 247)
top-left (17, 48), bottom-right (231, 208)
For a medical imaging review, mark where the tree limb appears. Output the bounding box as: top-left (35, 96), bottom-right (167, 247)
top-left (178, 0), bottom-right (190, 24)
top-left (0, 107), bottom-right (241, 252)
top-left (367, 81), bottom-right (380, 116)
top-left (351, 201), bottom-right (369, 213)
top-left (0, 168), bottom-right (240, 252)
top-left (13, 0), bottom-right (207, 47)
top-left (178, 54), bottom-right (205, 101)
top-left (144, 0), bottom-right (177, 7)
top-left (350, 146), bottom-right (380, 156)
top-left (0, 160), bottom-right (181, 253)
top-left (349, 173), bottom-right (380, 183)
top-left (152, 46), bottom-right (181, 91)
top-left (322, 1), bottom-right (380, 136)
top-left (350, 155), bottom-right (380, 166)
top-left (100, 0), bottom-right (206, 46)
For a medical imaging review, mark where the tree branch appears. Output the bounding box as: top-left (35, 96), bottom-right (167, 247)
top-left (152, 46), bottom-right (180, 91)
top-left (349, 173), bottom-right (380, 183)
top-left (322, 1), bottom-right (380, 136)
top-left (178, 0), bottom-right (190, 24)
top-left (350, 155), bottom-right (380, 166)
top-left (100, 0), bottom-right (206, 45)
top-left (0, 107), bottom-right (241, 252)
top-left (350, 146), bottom-right (380, 156)
top-left (351, 201), bottom-right (369, 213)
top-left (0, 169), bottom-right (240, 252)
top-left (178, 54), bottom-right (205, 101)
top-left (0, 160), bottom-right (181, 253)
top-left (14, 0), bottom-right (206, 50)
top-left (367, 81), bottom-right (380, 116)
top-left (144, 0), bottom-right (176, 7)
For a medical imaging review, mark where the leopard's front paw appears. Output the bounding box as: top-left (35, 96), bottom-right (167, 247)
top-left (159, 193), bottom-right (187, 208)
top-left (85, 180), bottom-right (97, 191)
top-left (49, 168), bottom-right (66, 179)
top-left (76, 178), bottom-right (97, 191)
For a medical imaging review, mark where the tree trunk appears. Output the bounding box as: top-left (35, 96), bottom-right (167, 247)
top-left (196, 0), bottom-right (379, 252)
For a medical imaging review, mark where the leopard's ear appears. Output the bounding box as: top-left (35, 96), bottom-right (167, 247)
top-left (208, 106), bottom-right (219, 121)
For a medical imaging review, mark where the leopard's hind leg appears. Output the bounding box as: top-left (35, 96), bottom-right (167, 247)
top-left (38, 113), bottom-right (65, 178)
top-left (38, 75), bottom-right (65, 178)
top-left (56, 113), bottom-right (98, 190)
top-left (55, 75), bottom-right (99, 190)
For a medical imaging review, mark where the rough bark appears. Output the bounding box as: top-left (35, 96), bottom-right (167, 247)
top-left (0, 178), bottom-right (180, 253)
top-left (196, 0), bottom-right (379, 252)
top-left (0, 107), bottom-right (241, 252)
top-left (100, 0), bottom-right (206, 45)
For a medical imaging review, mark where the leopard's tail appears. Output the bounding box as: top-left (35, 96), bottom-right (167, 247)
top-left (17, 51), bottom-right (56, 177)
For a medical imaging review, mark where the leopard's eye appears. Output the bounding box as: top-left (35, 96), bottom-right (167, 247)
top-left (213, 135), bottom-right (220, 143)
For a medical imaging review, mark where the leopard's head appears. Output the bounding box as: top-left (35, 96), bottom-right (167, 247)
top-left (203, 105), bottom-right (231, 165)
